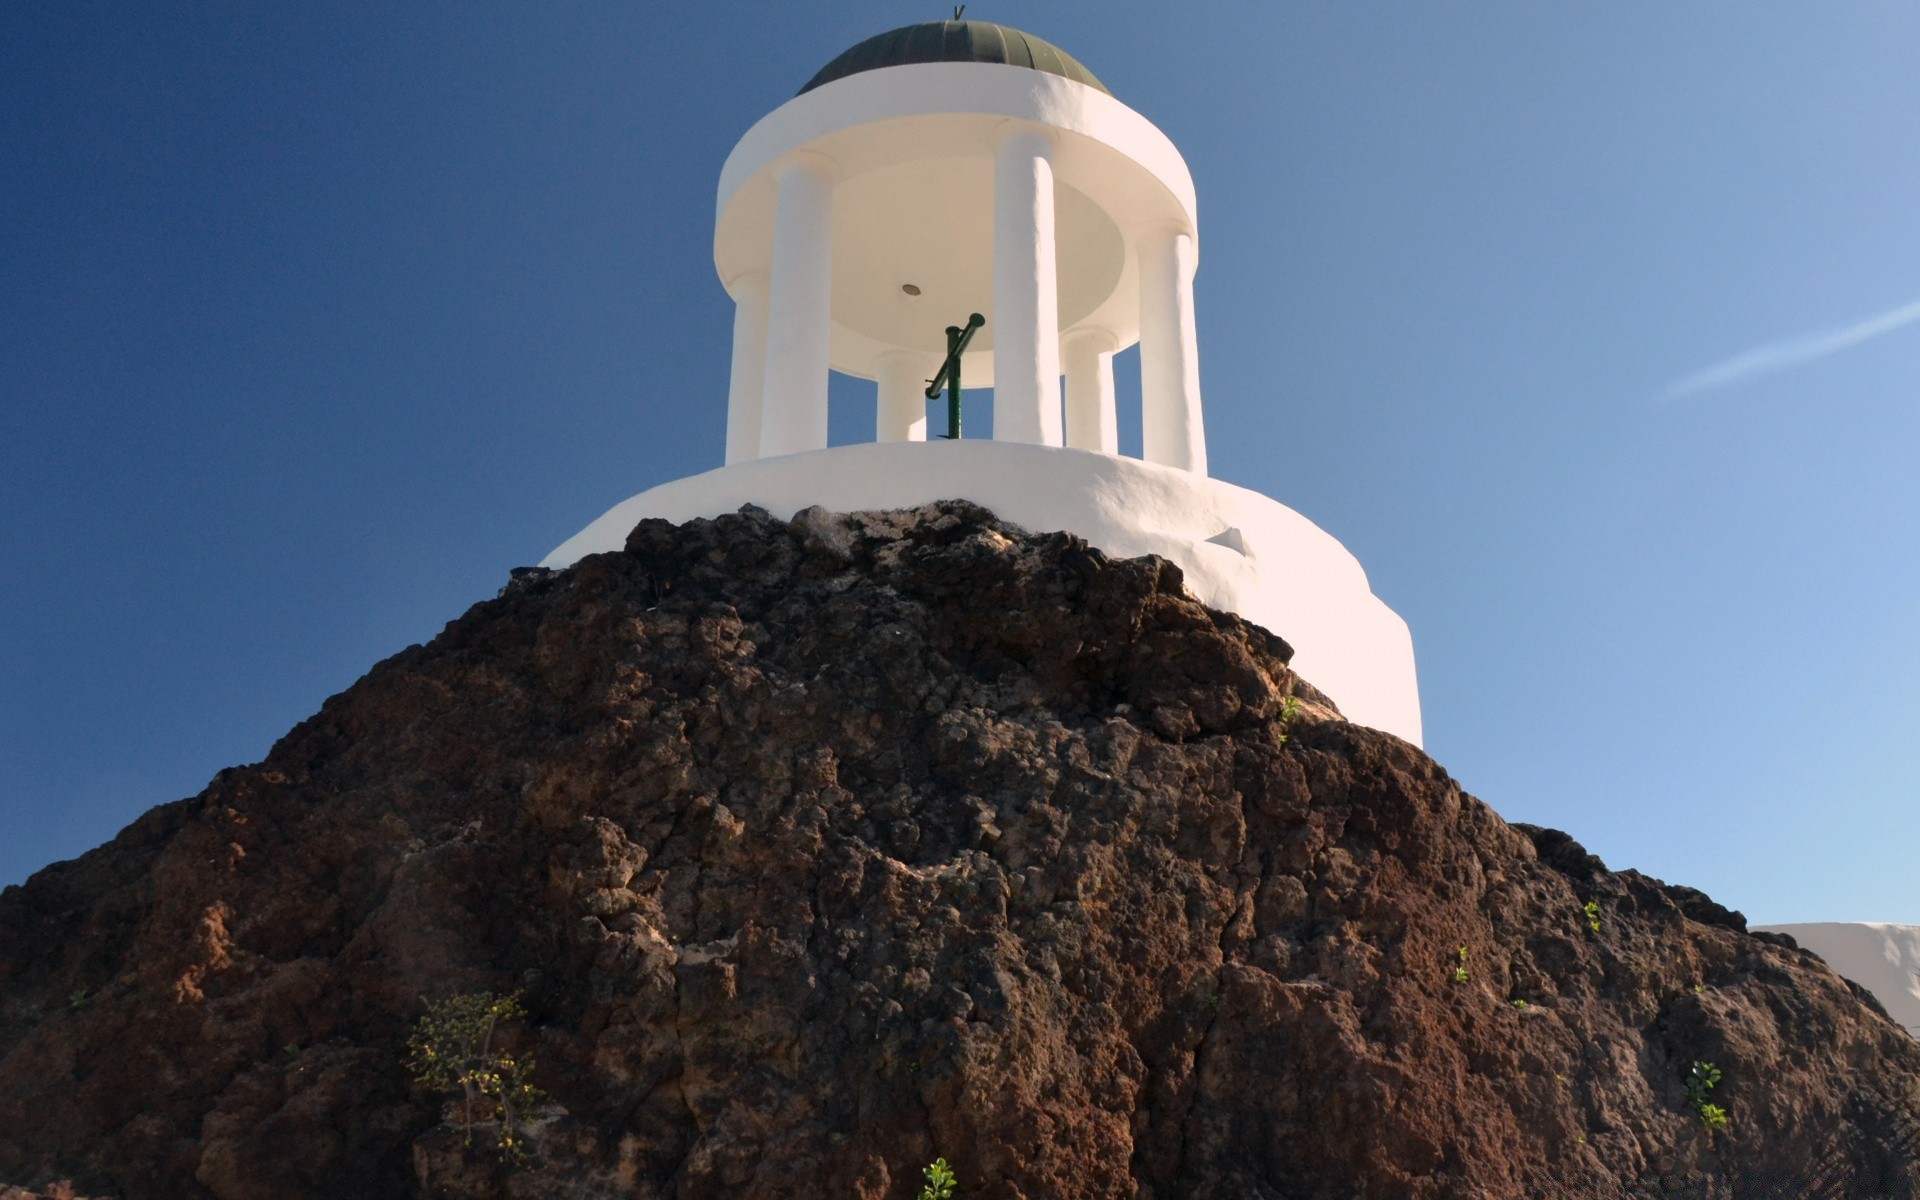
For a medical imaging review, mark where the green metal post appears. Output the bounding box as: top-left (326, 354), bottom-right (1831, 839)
top-left (945, 325), bottom-right (962, 440)
top-left (924, 313), bottom-right (984, 441)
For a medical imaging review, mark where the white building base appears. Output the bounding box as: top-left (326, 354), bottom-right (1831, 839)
top-left (1755, 923), bottom-right (1920, 1038)
top-left (543, 442), bottom-right (1423, 748)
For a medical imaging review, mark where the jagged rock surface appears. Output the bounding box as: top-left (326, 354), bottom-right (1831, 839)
top-left (1, 502), bottom-right (1916, 1200)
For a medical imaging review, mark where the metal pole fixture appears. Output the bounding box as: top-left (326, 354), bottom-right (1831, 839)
top-left (924, 312), bottom-right (985, 440)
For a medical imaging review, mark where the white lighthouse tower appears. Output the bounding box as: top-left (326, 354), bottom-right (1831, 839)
top-left (544, 20), bottom-right (1424, 746)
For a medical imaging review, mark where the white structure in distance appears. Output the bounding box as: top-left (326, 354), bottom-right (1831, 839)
top-left (1756, 923), bottom-right (1920, 1039)
top-left (546, 20), bottom-right (1424, 746)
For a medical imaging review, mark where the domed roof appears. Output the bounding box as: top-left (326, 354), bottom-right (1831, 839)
top-left (799, 21), bottom-right (1110, 97)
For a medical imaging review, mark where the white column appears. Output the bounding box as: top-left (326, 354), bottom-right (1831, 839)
top-left (875, 350), bottom-right (935, 442)
top-left (759, 154), bottom-right (836, 459)
top-left (992, 129), bottom-right (1062, 447)
top-left (1138, 224), bottom-right (1207, 476)
top-left (723, 272), bottom-right (770, 464)
top-left (1062, 328), bottom-right (1118, 454)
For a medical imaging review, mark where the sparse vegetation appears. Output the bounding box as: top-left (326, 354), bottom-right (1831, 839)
top-left (918, 1157), bottom-right (957, 1200)
top-left (1584, 900), bottom-right (1603, 934)
top-left (1452, 946), bottom-right (1470, 983)
top-left (1277, 695), bottom-right (1302, 744)
top-left (407, 991), bottom-right (544, 1160)
top-left (1685, 1060), bottom-right (1730, 1133)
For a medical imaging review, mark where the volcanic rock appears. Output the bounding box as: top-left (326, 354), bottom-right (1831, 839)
top-left (1, 501), bottom-right (1916, 1199)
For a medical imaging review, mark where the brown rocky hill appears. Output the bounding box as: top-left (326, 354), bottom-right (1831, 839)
top-left (2, 502), bottom-right (1916, 1199)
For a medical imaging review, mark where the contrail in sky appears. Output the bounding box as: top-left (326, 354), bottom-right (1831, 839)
top-left (1664, 296), bottom-right (1920, 398)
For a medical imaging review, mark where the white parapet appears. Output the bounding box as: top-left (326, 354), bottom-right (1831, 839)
top-left (542, 441), bottom-right (1423, 747)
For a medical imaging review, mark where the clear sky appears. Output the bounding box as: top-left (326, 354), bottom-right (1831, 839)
top-left (3, 3), bottom-right (1916, 923)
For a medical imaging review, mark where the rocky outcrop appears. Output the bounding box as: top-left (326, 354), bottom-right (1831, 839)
top-left (1, 501), bottom-right (1916, 1199)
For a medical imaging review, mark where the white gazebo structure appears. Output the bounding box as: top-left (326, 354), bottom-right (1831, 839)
top-left (545, 20), bottom-right (1425, 747)
top-left (711, 22), bottom-right (1204, 472)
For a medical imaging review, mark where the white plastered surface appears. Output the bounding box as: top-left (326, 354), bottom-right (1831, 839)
top-left (1755, 923), bottom-right (1920, 1037)
top-left (713, 63), bottom-right (1199, 385)
top-left (542, 442), bottom-right (1423, 747)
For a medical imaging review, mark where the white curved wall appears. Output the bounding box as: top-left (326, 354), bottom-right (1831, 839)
top-left (542, 442), bottom-right (1423, 747)
top-left (1756, 923), bottom-right (1920, 1037)
top-left (714, 63), bottom-right (1200, 388)
top-left (718, 62), bottom-right (1196, 233)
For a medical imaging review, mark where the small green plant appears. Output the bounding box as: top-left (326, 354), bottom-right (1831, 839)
top-left (1512, 999), bottom-right (1529, 1009)
top-left (67, 989), bottom-right (88, 1010)
top-left (1584, 900), bottom-right (1603, 934)
top-left (407, 992), bottom-right (544, 1160)
top-left (1452, 946), bottom-right (1470, 983)
top-left (1684, 1060), bottom-right (1729, 1133)
top-left (1277, 695), bottom-right (1302, 744)
top-left (918, 1157), bottom-right (957, 1200)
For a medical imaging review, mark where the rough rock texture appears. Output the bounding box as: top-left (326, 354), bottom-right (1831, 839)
top-left (1, 501), bottom-right (1917, 1200)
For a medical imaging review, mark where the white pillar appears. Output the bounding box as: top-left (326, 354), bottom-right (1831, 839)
top-left (723, 272), bottom-right (770, 464)
top-left (759, 154), bottom-right (836, 459)
top-left (992, 129), bottom-right (1062, 447)
top-left (1062, 328), bottom-right (1118, 454)
top-left (875, 350), bottom-right (935, 442)
top-left (1138, 225), bottom-right (1207, 476)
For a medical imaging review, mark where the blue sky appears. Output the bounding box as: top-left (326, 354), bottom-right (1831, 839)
top-left (3, 3), bottom-right (1915, 923)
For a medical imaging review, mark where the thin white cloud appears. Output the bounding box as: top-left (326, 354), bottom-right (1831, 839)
top-left (1664, 296), bottom-right (1920, 398)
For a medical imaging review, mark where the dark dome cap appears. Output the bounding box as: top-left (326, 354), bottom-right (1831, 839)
top-left (800, 21), bottom-right (1110, 97)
